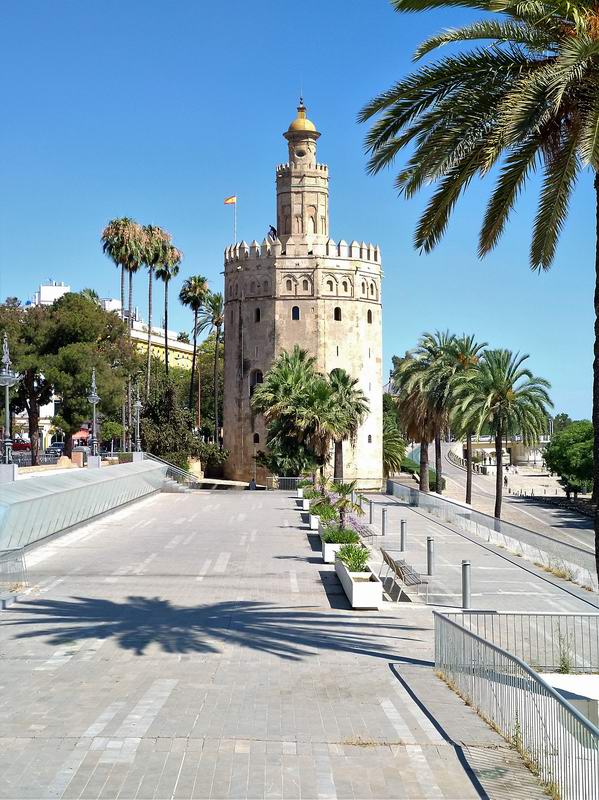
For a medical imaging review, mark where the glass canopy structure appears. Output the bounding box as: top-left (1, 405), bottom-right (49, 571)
top-left (0, 461), bottom-right (167, 551)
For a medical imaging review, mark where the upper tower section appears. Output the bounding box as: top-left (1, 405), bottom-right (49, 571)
top-left (276, 100), bottom-right (329, 246)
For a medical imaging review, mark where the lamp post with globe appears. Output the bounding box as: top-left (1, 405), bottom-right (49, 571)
top-left (0, 333), bottom-right (21, 481)
top-left (87, 368), bottom-right (101, 467)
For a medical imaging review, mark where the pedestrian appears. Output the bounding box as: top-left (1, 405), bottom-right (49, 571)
top-left (504, 475), bottom-right (508, 489)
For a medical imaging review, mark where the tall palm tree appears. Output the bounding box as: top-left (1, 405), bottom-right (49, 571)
top-left (155, 244), bottom-right (182, 376)
top-left (413, 331), bottom-right (456, 495)
top-left (359, 0), bottom-right (598, 572)
top-left (101, 217), bottom-right (143, 324)
top-left (454, 350), bottom-right (552, 518)
top-left (80, 288), bottom-right (100, 305)
top-left (329, 368), bottom-right (369, 481)
top-left (393, 353), bottom-right (437, 492)
top-left (142, 225), bottom-right (171, 397)
top-left (383, 414), bottom-right (406, 477)
top-left (447, 335), bottom-right (488, 504)
top-left (179, 275), bottom-right (209, 426)
top-left (195, 292), bottom-right (224, 444)
top-left (101, 217), bottom-right (144, 449)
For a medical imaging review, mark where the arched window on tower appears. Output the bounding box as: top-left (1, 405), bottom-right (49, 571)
top-left (367, 309), bottom-right (373, 324)
top-left (368, 435), bottom-right (372, 443)
top-left (253, 433), bottom-right (260, 444)
top-left (361, 281), bottom-right (366, 295)
top-left (327, 280), bottom-right (333, 292)
top-left (286, 279), bottom-right (293, 292)
top-left (334, 307), bottom-right (342, 322)
top-left (342, 280), bottom-right (348, 293)
top-left (291, 306), bottom-right (300, 321)
top-left (255, 307), bottom-right (261, 323)
top-left (370, 282), bottom-right (375, 296)
top-left (249, 369), bottom-right (263, 397)
top-left (302, 279), bottom-right (309, 291)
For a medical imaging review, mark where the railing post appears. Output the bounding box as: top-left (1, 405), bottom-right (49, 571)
top-left (381, 507), bottom-right (387, 536)
top-left (427, 537), bottom-right (434, 576)
top-left (400, 519), bottom-right (407, 551)
top-left (462, 560), bottom-right (471, 609)
top-left (369, 499), bottom-right (373, 524)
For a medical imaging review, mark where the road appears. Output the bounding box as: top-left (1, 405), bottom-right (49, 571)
top-left (433, 444), bottom-right (595, 554)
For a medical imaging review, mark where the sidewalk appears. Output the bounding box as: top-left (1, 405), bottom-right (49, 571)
top-left (364, 494), bottom-right (598, 612)
top-left (0, 490), bottom-right (549, 799)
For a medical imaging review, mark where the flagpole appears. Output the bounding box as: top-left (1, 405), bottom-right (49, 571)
top-left (234, 198), bottom-right (237, 243)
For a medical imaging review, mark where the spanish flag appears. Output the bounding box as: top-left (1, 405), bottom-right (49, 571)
top-left (224, 195), bottom-right (237, 205)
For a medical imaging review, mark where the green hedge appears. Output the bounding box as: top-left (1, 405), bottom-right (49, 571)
top-left (400, 457), bottom-right (446, 491)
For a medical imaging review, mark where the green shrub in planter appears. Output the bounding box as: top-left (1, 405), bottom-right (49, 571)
top-left (118, 452), bottom-right (133, 464)
top-left (303, 486), bottom-right (320, 500)
top-left (310, 498), bottom-right (338, 523)
top-left (337, 543), bottom-right (369, 572)
top-left (321, 528), bottom-right (359, 545)
top-left (298, 478), bottom-right (313, 489)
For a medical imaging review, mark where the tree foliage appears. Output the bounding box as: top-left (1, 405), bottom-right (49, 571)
top-left (545, 420), bottom-right (593, 496)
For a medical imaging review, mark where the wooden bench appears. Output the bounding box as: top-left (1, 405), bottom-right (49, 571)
top-left (379, 549), bottom-right (429, 602)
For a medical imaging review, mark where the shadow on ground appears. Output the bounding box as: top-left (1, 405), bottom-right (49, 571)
top-left (3, 597), bottom-right (431, 661)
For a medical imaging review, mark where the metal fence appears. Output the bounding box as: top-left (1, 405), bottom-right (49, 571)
top-left (434, 612), bottom-right (599, 800)
top-left (0, 549), bottom-right (28, 593)
top-left (445, 612), bottom-right (599, 673)
top-left (265, 477), bottom-right (309, 491)
top-left (12, 452), bottom-right (60, 467)
top-left (387, 479), bottom-right (598, 593)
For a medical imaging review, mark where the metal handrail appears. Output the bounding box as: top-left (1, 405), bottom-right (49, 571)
top-left (434, 611), bottom-right (599, 799)
top-left (142, 452), bottom-right (202, 487)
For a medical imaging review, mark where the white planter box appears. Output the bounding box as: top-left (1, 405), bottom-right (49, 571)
top-left (302, 498), bottom-right (310, 511)
top-left (321, 540), bottom-right (342, 564)
top-left (335, 559), bottom-right (382, 610)
top-left (297, 488), bottom-right (304, 498)
top-left (309, 514), bottom-right (319, 530)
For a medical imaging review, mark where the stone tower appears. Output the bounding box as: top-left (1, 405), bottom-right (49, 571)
top-left (223, 102), bottom-right (383, 488)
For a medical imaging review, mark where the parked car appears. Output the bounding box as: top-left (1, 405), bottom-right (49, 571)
top-left (45, 444), bottom-right (64, 456)
top-left (12, 439), bottom-right (31, 451)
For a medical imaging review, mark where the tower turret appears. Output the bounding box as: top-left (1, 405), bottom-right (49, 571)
top-left (276, 100), bottom-right (329, 243)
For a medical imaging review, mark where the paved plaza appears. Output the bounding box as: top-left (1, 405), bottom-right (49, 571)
top-left (0, 489), bottom-right (575, 799)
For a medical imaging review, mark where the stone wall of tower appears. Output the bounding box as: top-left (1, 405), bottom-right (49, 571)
top-left (222, 105), bottom-right (383, 489)
top-left (222, 238), bottom-right (383, 488)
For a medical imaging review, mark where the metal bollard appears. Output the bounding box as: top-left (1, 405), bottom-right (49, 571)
top-left (400, 519), bottom-right (407, 551)
top-left (351, 490), bottom-right (355, 505)
top-left (426, 537), bottom-right (434, 576)
top-left (462, 560), bottom-right (471, 609)
top-left (369, 499), bottom-right (373, 524)
top-left (381, 507), bottom-right (387, 536)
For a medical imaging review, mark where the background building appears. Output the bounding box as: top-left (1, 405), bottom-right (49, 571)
top-left (223, 102), bottom-right (383, 487)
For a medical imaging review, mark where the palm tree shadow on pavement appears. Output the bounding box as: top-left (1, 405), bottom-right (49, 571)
top-left (3, 597), bottom-right (431, 661)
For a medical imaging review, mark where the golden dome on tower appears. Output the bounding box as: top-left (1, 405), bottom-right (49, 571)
top-left (287, 99), bottom-right (317, 133)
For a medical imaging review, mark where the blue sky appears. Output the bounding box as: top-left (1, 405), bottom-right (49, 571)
top-left (0, 0), bottom-right (593, 418)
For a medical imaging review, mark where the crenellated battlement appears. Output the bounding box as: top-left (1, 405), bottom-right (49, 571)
top-left (224, 237), bottom-right (380, 267)
top-left (275, 162), bottom-right (328, 176)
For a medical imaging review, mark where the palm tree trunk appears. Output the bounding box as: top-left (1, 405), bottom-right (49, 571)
top-left (465, 431), bottom-right (473, 505)
top-left (146, 267), bottom-right (153, 398)
top-left (120, 266), bottom-right (125, 322)
top-left (127, 270), bottom-right (134, 449)
top-left (189, 309), bottom-right (198, 422)
top-left (593, 173), bottom-right (599, 579)
top-left (164, 280), bottom-right (169, 376)
top-left (434, 434), bottom-right (442, 495)
top-left (494, 431), bottom-right (503, 519)
top-left (213, 325), bottom-right (220, 445)
top-left (334, 440), bottom-right (343, 482)
top-left (419, 440), bottom-right (429, 492)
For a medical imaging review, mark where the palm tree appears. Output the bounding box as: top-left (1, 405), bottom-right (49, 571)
top-left (155, 244), bottom-right (182, 376)
top-left (447, 335), bottom-right (488, 504)
top-left (392, 354), bottom-right (436, 492)
top-left (142, 225), bottom-right (171, 397)
top-left (359, 0), bottom-right (597, 570)
top-left (383, 415), bottom-right (406, 477)
top-left (331, 481), bottom-right (363, 529)
top-left (101, 217), bottom-right (143, 324)
top-left (179, 275), bottom-right (209, 426)
top-left (454, 350), bottom-right (552, 518)
top-left (195, 292), bottom-right (224, 444)
top-left (412, 331), bottom-right (456, 495)
top-left (80, 288), bottom-right (100, 305)
top-left (329, 368), bottom-right (369, 482)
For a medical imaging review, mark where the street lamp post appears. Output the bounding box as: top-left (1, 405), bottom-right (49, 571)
top-left (87, 368), bottom-right (101, 467)
top-left (0, 333), bottom-right (20, 477)
top-left (133, 392), bottom-right (142, 453)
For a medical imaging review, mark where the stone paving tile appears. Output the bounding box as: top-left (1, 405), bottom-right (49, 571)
top-left (0, 490), bottom-right (553, 799)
